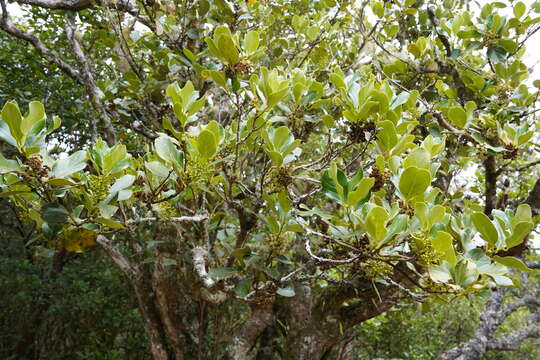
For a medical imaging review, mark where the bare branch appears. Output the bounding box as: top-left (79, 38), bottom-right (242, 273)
top-left (526, 177), bottom-right (540, 214)
top-left (96, 234), bottom-right (135, 276)
top-left (304, 236), bottom-right (360, 264)
top-left (484, 155), bottom-right (498, 215)
top-left (439, 287), bottom-right (540, 360)
top-left (191, 246), bottom-right (215, 289)
top-left (0, 0), bottom-right (82, 82)
top-left (14, 0), bottom-right (91, 10)
top-left (486, 325), bottom-right (540, 351)
top-left (64, 11), bottom-right (116, 144)
top-left (127, 214), bottom-right (209, 225)
top-left (498, 159), bottom-right (540, 174)
top-left (226, 302), bottom-right (274, 359)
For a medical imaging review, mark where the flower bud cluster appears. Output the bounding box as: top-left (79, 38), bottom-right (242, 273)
top-left (87, 174), bottom-right (113, 203)
top-left (362, 259), bottom-right (393, 280)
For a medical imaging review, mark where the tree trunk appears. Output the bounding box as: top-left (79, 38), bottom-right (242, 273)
top-left (132, 276), bottom-right (173, 360)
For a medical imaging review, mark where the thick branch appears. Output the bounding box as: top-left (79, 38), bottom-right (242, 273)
top-left (525, 177), bottom-right (540, 214)
top-left (0, 0), bottom-right (81, 82)
top-left (484, 155), bottom-right (498, 215)
top-left (226, 302), bottom-right (274, 360)
top-left (96, 234), bottom-right (135, 276)
top-left (191, 246), bottom-right (215, 289)
top-left (486, 325), bottom-right (540, 351)
top-left (14, 0), bottom-right (91, 10)
top-left (439, 288), bottom-right (540, 360)
top-left (439, 289), bottom-right (506, 360)
top-left (65, 11), bottom-right (116, 144)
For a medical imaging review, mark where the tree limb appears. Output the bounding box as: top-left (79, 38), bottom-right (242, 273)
top-left (226, 302), bottom-right (274, 360)
top-left (439, 287), bottom-right (540, 360)
top-left (14, 0), bottom-right (91, 10)
top-left (128, 214), bottom-right (209, 224)
top-left (484, 155), bottom-right (498, 215)
top-left (486, 325), bottom-right (540, 351)
top-left (96, 234), bottom-right (135, 276)
top-left (191, 246), bottom-right (215, 289)
top-left (64, 11), bottom-right (116, 144)
top-left (525, 177), bottom-right (540, 214)
top-left (0, 0), bottom-right (82, 82)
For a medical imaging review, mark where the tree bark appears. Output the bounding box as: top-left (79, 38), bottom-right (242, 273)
top-left (483, 155), bottom-right (497, 215)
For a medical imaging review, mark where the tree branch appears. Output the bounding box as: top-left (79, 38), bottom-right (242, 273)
top-left (0, 0), bottom-right (82, 82)
top-left (486, 325), bottom-right (540, 351)
top-left (439, 287), bottom-right (540, 360)
top-left (226, 302), bottom-right (274, 360)
top-left (439, 289), bottom-right (506, 360)
top-left (64, 11), bottom-right (116, 144)
top-left (484, 155), bottom-right (498, 215)
top-left (96, 234), bottom-right (135, 276)
top-left (525, 177), bottom-right (540, 214)
top-left (14, 0), bottom-right (91, 10)
top-left (191, 246), bottom-right (215, 289)
top-left (498, 159), bottom-right (540, 174)
top-left (127, 214), bottom-right (209, 224)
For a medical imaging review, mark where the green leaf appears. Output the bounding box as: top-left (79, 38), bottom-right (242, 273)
top-left (103, 144), bottom-right (128, 175)
top-left (431, 231), bottom-right (457, 265)
top-left (471, 212), bottom-right (498, 246)
top-left (155, 136), bottom-right (183, 166)
top-left (197, 130), bottom-right (217, 159)
top-left (306, 25), bottom-right (319, 40)
top-left (321, 170), bottom-right (340, 202)
top-left (365, 205), bottom-right (389, 242)
top-left (487, 46), bottom-right (507, 63)
top-left (50, 150), bottom-right (87, 178)
top-left (244, 30), bottom-right (260, 54)
top-left (235, 278), bottom-right (252, 297)
top-left (96, 217), bottom-right (125, 229)
top-left (217, 34), bottom-right (239, 65)
top-left (430, 205), bottom-right (446, 226)
top-left (498, 39), bottom-right (517, 53)
top-left (512, 204), bottom-right (532, 225)
top-left (493, 256), bottom-right (533, 272)
top-left (348, 177), bottom-right (375, 206)
top-left (403, 148), bottom-right (430, 169)
top-left (109, 174), bottom-right (135, 195)
top-left (145, 161), bottom-right (170, 177)
top-left (1, 101), bottom-right (23, 146)
top-left (506, 221), bottom-right (534, 248)
top-left (514, 1), bottom-right (526, 18)
top-left (21, 101), bottom-right (45, 136)
top-left (429, 262), bottom-right (452, 283)
top-left (376, 120), bottom-right (398, 152)
top-left (0, 153), bottom-right (22, 173)
top-left (379, 214), bottom-right (408, 246)
top-left (47, 178), bottom-right (78, 187)
top-left (453, 259), bottom-right (479, 287)
top-left (448, 107), bottom-right (467, 128)
top-left (399, 167), bottom-right (431, 200)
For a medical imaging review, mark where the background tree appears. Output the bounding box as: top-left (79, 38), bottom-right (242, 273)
top-left (1, 0), bottom-right (540, 359)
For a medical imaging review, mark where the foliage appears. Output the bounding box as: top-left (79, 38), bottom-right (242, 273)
top-left (0, 0), bottom-right (540, 358)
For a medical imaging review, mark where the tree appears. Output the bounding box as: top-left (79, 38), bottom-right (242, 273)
top-left (1, 0), bottom-right (540, 359)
